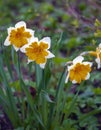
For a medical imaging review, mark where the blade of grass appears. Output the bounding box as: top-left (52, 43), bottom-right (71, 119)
top-left (66, 82), bottom-right (85, 118)
top-left (41, 69), bottom-right (47, 128)
top-left (20, 78), bottom-right (45, 129)
top-left (47, 66), bottom-right (67, 129)
top-left (0, 56), bottom-right (21, 127)
top-left (72, 108), bottom-right (101, 126)
top-left (3, 49), bottom-right (14, 81)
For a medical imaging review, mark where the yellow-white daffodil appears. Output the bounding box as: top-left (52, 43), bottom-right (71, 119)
top-left (4, 21), bottom-right (34, 51)
top-left (21, 37), bottom-right (55, 69)
top-left (65, 56), bottom-right (92, 84)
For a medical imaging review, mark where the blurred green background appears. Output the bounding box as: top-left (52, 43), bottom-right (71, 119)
top-left (1, 0), bottom-right (101, 59)
top-left (0, 0), bottom-right (101, 129)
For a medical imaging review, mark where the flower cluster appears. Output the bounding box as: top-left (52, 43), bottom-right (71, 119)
top-left (4, 21), bottom-right (101, 84)
top-left (4, 21), bottom-right (55, 69)
top-left (65, 42), bottom-right (101, 84)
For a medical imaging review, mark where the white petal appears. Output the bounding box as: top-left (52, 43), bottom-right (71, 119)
top-left (39, 63), bottom-right (46, 69)
top-left (39, 37), bottom-right (51, 49)
top-left (20, 37), bottom-right (38, 53)
top-left (72, 80), bottom-right (77, 84)
top-left (65, 73), bottom-right (70, 83)
top-left (85, 73), bottom-right (90, 80)
top-left (83, 62), bottom-right (93, 67)
top-left (15, 21), bottom-right (26, 28)
top-left (46, 51), bottom-right (55, 59)
top-left (7, 27), bottom-right (15, 34)
top-left (30, 37), bottom-right (38, 43)
top-left (26, 29), bottom-right (35, 36)
top-left (97, 64), bottom-right (101, 69)
top-left (68, 64), bottom-right (74, 71)
top-left (4, 36), bottom-right (11, 46)
top-left (20, 44), bottom-right (29, 53)
top-left (13, 45), bottom-right (19, 51)
top-left (73, 56), bottom-right (84, 64)
top-left (95, 58), bottom-right (101, 69)
top-left (27, 59), bottom-right (33, 64)
top-left (99, 43), bottom-right (101, 48)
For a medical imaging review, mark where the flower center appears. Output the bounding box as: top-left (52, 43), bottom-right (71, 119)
top-left (69, 63), bottom-right (91, 83)
top-left (25, 41), bottom-right (49, 64)
top-left (9, 26), bottom-right (32, 48)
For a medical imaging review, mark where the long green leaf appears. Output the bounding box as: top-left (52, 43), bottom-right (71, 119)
top-left (47, 66), bottom-right (66, 129)
top-left (0, 56), bottom-right (21, 127)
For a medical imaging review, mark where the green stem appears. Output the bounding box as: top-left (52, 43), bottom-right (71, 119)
top-left (42, 69), bottom-right (45, 89)
top-left (17, 51), bottom-right (25, 123)
top-left (47, 66), bottom-right (67, 129)
top-left (21, 79), bottom-right (45, 128)
top-left (35, 64), bottom-right (42, 88)
top-left (34, 64), bottom-right (47, 129)
top-left (55, 67), bottom-right (67, 101)
top-left (42, 69), bottom-right (47, 128)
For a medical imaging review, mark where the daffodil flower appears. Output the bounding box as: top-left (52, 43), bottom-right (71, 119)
top-left (89, 43), bottom-right (101, 69)
top-left (65, 56), bottom-right (92, 84)
top-left (4, 21), bottom-right (34, 51)
top-left (21, 37), bottom-right (55, 69)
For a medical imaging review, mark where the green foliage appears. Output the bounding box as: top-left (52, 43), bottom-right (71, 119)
top-left (0, 0), bottom-right (101, 130)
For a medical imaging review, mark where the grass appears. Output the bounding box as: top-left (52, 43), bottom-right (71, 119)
top-left (0, 0), bottom-right (101, 130)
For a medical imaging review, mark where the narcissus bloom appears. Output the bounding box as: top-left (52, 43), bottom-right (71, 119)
top-left (89, 43), bottom-right (101, 69)
top-left (65, 56), bottom-right (92, 84)
top-left (4, 21), bottom-right (34, 51)
top-left (21, 37), bottom-right (55, 69)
